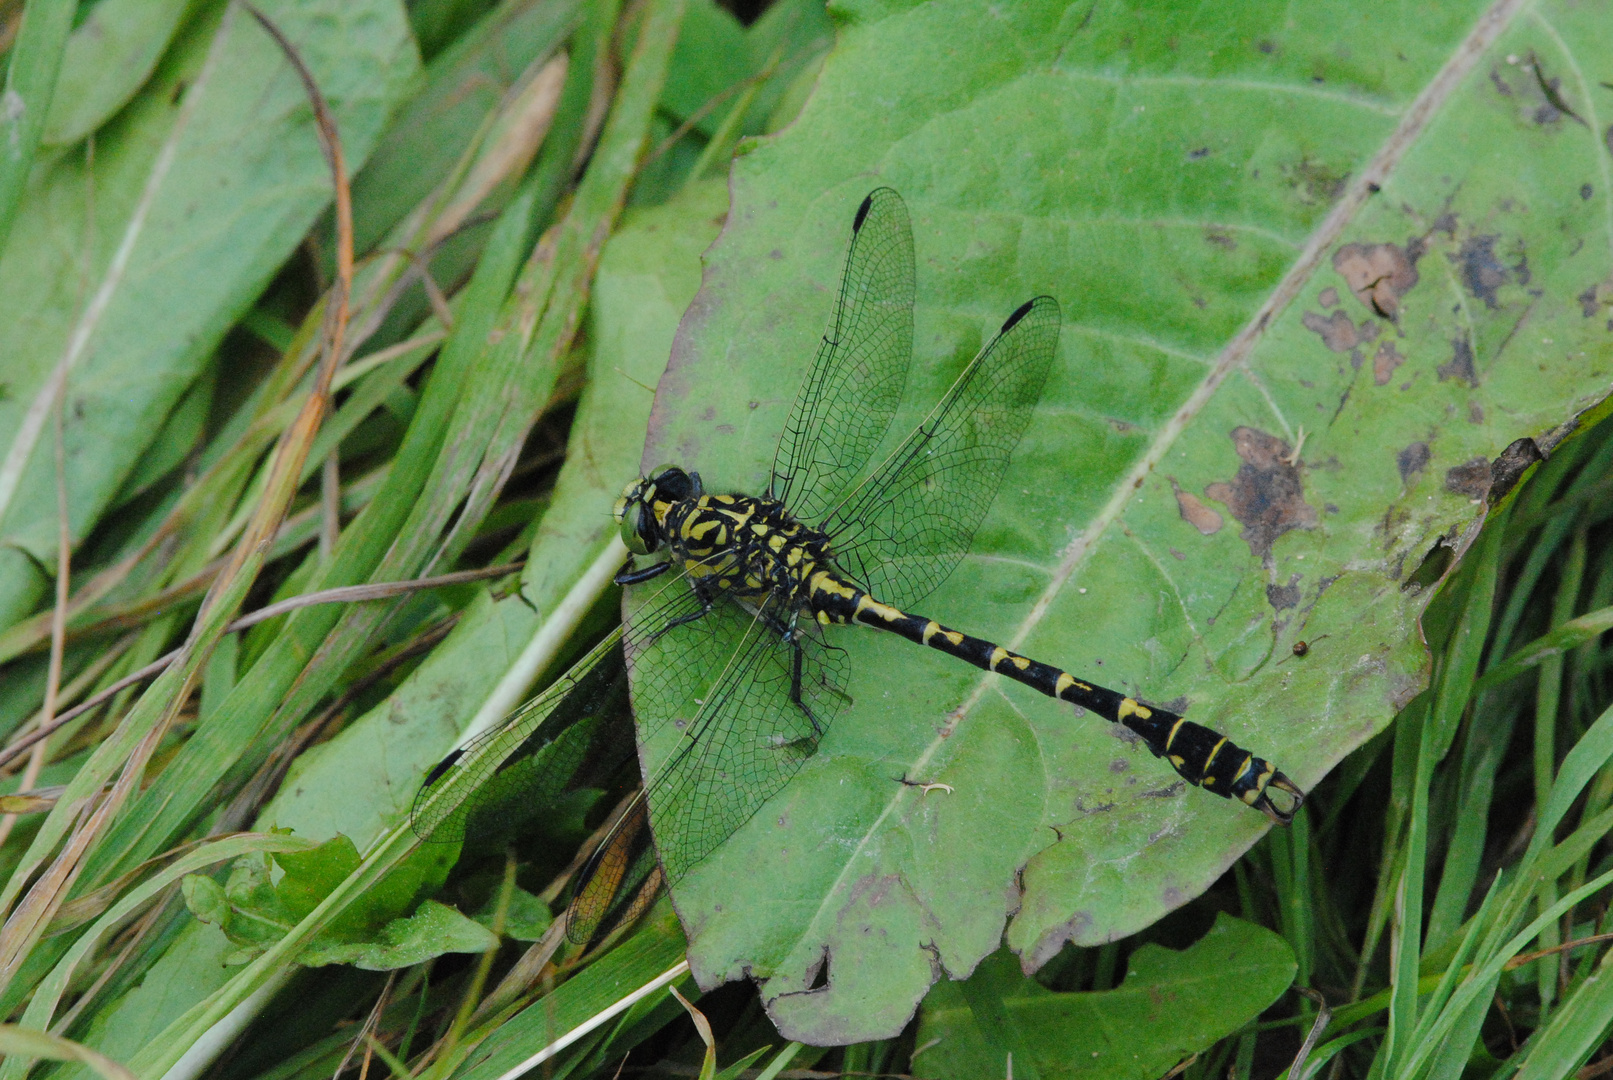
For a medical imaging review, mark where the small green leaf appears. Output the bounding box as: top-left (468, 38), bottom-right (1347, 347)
top-left (301, 899), bottom-right (499, 970)
top-left (179, 875), bottom-right (230, 929)
top-left (272, 835), bottom-right (362, 922)
top-left (914, 914), bottom-right (1297, 1080)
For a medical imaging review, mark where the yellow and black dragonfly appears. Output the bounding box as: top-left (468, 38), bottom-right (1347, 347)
top-left (412, 188), bottom-right (1303, 944)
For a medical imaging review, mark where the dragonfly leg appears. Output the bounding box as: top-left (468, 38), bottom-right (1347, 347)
top-left (774, 610), bottom-right (829, 738)
top-left (641, 582), bottom-right (720, 648)
top-left (615, 559), bottom-right (671, 586)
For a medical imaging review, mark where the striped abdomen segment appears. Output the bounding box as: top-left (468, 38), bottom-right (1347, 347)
top-left (819, 581), bottom-right (1302, 824)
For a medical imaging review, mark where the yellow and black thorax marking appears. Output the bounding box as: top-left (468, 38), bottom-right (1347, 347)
top-left (659, 493), bottom-right (830, 601)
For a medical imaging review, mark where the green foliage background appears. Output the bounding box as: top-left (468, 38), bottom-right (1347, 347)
top-left (0, 0), bottom-right (1609, 1077)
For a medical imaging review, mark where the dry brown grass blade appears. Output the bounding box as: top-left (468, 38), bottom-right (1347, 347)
top-left (429, 52), bottom-right (569, 249)
top-left (0, 636), bottom-right (133, 774)
top-left (0, 715), bottom-right (166, 990)
top-left (0, 562), bottom-right (522, 774)
top-left (219, 3), bottom-right (353, 602)
top-left (43, 836), bottom-right (215, 936)
top-left (0, 8), bottom-right (358, 987)
top-left (2, 383), bottom-right (78, 847)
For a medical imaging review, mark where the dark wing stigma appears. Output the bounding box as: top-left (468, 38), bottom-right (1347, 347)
top-left (769, 188), bottom-right (916, 523)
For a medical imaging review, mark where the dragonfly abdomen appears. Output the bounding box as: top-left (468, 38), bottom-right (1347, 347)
top-left (811, 574), bottom-right (1299, 823)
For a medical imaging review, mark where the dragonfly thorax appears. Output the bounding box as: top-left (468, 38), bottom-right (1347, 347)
top-left (660, 491), bottom-right (832, 603)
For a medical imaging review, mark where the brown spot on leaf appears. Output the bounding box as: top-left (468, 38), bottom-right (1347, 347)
top-left (1489, 438), bottom-right (1544, 501)
top-left (1204, 228), bottom-right (1236, 250)
top-left (1445, 457), bottom-right (1491, 499)
top-left (1334, 241), bottom-right (1420, 319)
top-left (1286, 155), bottom-right (1348, 205)
top-left (1372, 341), bottom-right (1405, 385)
top-left (1452, 235), bottom-right (1509, 309)
top-left (1267, 576), bottom-right (1301, 611)
top-left (1469, 401), bottom-right (1485, 424)
top-left (1202, 427), bottom-right (1319, 564)
top-left (1438, 334), bottom-right (1478, 386)
top-left (1580, 280), bottom-right (1613, 317)
top-left (1170, 478), bottom-right (1223, 535)
top-left (1318, 287), bottom-right (1339, 308)
top-left (1302, 309), bottom-right (1360, 351)
top-left (1397, 441), bottom-right (1431, 482)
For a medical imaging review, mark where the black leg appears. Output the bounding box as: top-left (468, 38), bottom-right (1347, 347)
top-left (645, 580), bottom-right (720, 645)
top-left (788, 639), bottom-right (830, 737)
top-left (615, 560), bottom-right (671, 586)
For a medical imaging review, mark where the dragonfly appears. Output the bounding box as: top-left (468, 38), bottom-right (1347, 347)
top-left (412, 188), bottom-right (1304, 943)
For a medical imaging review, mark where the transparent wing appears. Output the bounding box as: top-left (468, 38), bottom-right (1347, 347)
top-left (822, 296), bottom-right (1062, 609)
top-left (769, 188), bottom-right (916, 523)
top-left (411, 579), bottom-right (709, 844)
top-left (566, 792), bottom-right (657, 945)
top-left (626, 593), bottom-right (849, 885)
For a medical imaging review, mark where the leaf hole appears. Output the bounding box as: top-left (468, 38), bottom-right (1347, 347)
top-left (1402, 536), bottom-right (1455, 593)
top-left (806, 949), bottom-right (830, 991)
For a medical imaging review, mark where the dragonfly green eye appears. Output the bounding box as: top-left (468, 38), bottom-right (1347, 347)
top-left (619, 500), bottom-right (652, 555)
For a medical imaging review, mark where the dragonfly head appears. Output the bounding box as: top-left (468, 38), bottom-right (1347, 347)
top-left (615, 465), bottom-right (702, 555)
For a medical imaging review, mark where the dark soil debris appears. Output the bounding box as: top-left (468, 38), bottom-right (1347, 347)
top-left (1334, 240), bottom-right (1421, 319)
top-left (1529, 57), bottom-right (1588, 127)
top-left (1203, 427), bottom-right (1319, 564)
top-left (1580, 280), bottom-right (1612, 318)
top-left (1490, 438), bottom-right (1545, 501)
top-left (1445, 457), bottom-right (1491, 499)
top-left (1266, 576), bottom-right (1301, 611)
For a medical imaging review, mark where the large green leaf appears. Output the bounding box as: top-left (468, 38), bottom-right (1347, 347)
top-left (633, 0), bottom-right (1613, 1043)
top-left (0, 0), bottom-right (418, 622)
